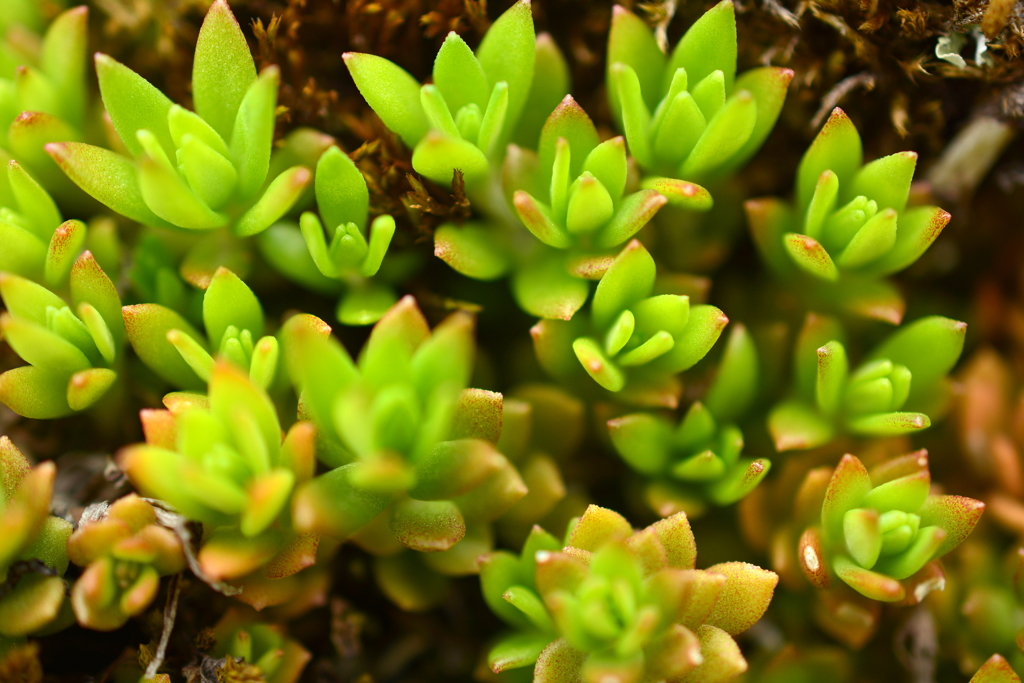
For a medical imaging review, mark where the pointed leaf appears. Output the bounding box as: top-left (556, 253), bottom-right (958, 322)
top-left (192, 0), bottom-right (257, 140)
top-left (95, 53), bottom-right (174, 158)
top-left (475, 0), bottom-right (535, 143)
top-left (45, 142), bottom-right (170, 227)
top-left (230, 66), bottom-right (279, 201)
top-left (123, 304), bottom-right (207, 389)
top-left (797, 107), bottom-right (863, 213)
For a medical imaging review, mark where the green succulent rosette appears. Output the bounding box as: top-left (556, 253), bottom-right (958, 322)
top-left (606, 0), bottom-right (792, 189)
top-left (608, 324), bottom-right (770, 517)
top-left (532, 240), bottom-right (727, 405)
top-left (210, 608), bottom-right (311, 683)
top-left (507, 96), bottom-right (684, 260)
top-left (284, 296), bottom-right (526, 604)
top-left (117, 362), bottom-right (318, 591)
top-left (67, 494), bottom-right (185, 631)
top-left (121, 266), bottom-right (289, 397)
top-left (767, 313), bottom-right (966, 452)
top-left (45, 1), bottom-right (311, 249)
top-left (798, 451), bottom-right (984, 602)
top-left (0, 251), bottom-right (124, 419)
top-left (747, 107), bottom-right (950, 323)
top-left (0, 437), bottom-right (74, 652)
top-left (344, 0), bottom-right (534, 197)
top-left (258, 145), bottom-right (398, 326)
top-left (437, 94), bottom-right (700, 319)
top-left (480, 504), bottom-right (778, 683)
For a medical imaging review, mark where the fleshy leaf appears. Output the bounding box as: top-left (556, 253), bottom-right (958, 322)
top-left (344, 53), bottom-right (429, 148)
top-left (192, 0), bottom-right (257, 140)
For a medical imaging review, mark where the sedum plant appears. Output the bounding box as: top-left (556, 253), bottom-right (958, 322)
top-left (66, 494), bottom-right (185, 631)
top-left (532, 240), bottom-right (727, 405)
top-left (480, 504), bottom-right (778, 682)
top-left (507, 97), bottom-right (683, 262)
top-left (606, 0), bottom-right (792, 189)
top-left (264, 145), bottom-right (397, 325)
top-left (46, 1), bottom-right (310, 241)
top-left (123, 266), bottom-right (283, 393)
top-left (210, 608), bottom-right (311, 683)
top-left (0, 252), bottom-right (124, 418)
top-left (0, 160), bottom-right (88, 288)
top-left (747, 108), bottom-right (950, 323)
top-left (940, 542), bottom-right (1024, 676)
top-left (345, 1), bottom-right (534, 196)
top-left (0, 5), bottom-right (88, 183)
top-left (285, 296), bottom-right (524, 563)
top-left (798, 451), bottom-right (984, 602)
top-left (117, 362), bottom-right (318, 589)
top-left (0, 437), bottom-right (73, 654)
top-left (608, 324), bottom-right (770, 517)
top-left (768, 312), bottom-right (966, 452)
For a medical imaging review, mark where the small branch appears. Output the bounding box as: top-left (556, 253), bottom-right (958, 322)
top-left (811, 73), bottom-right (876, 129)
top-left (654, 0), bottom-right (678, 52)
top-left (144, 574), bottom-right (181, 681)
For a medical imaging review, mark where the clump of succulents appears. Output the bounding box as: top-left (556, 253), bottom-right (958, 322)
top-left (768, 313), bottom-right (966, 451)
top-left (532, 239), bottom-right (727, 404)
top-left (0, 437), bottom-right (73, 654)
top-left (606, 0), bottom-right (792, 188)
top-left (798, 451), bottom-right (984, 602)
top-left (0, 0), bottom-right (1011, 680)
top-left (747, 107), bottom-right (950, 323)
top-left (608, 324), bottom-right (770, 517)
top-left (66, 494), bottom-right (185, 630)
top-left (46, 0), bottom-right (311, 271)
top-left (481, 505), bottom-right (777, 682)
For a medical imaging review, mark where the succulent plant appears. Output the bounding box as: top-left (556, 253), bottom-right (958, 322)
top-left (0, 5), bottom-right (89, 186)
top-left (117, 362), bottom-right (318, 587)
top-left (344, 1), bottom-right (534, 195)
top-left (0, 437), bottom-right (73, 645)
top-left (532, 240), bottom-right (727, 405)
top-left (608, 323), bottom-right (770, 517)
top-left (747, 108), bottom-right (950, 323)
top-left (508, 96), bottom-right (681, 259)
top-left (285, 296), bottom-right (524, 556)
top-left (67, 494), bottom-right (185, 631)
top-left (46, 1), bottom-right (310, 242)
top-left (0, 252), bottom-right (124, 418)
top-left (0, 159), bottom-right (88, 288)
top-left (798, 451), bottom-right (984, 602)
top-left (210, 608), bottom-right (311, 683)
top-left (122, 266), bottom-right (283, 393)
top-left (606, 0), bottom-right (792, 189)
top-left (768, 313), bottom-right (966, 452)
top-left (259, 145), bottom-right (397, 325)
top-left (480, 504), bottom-right (778, 682)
